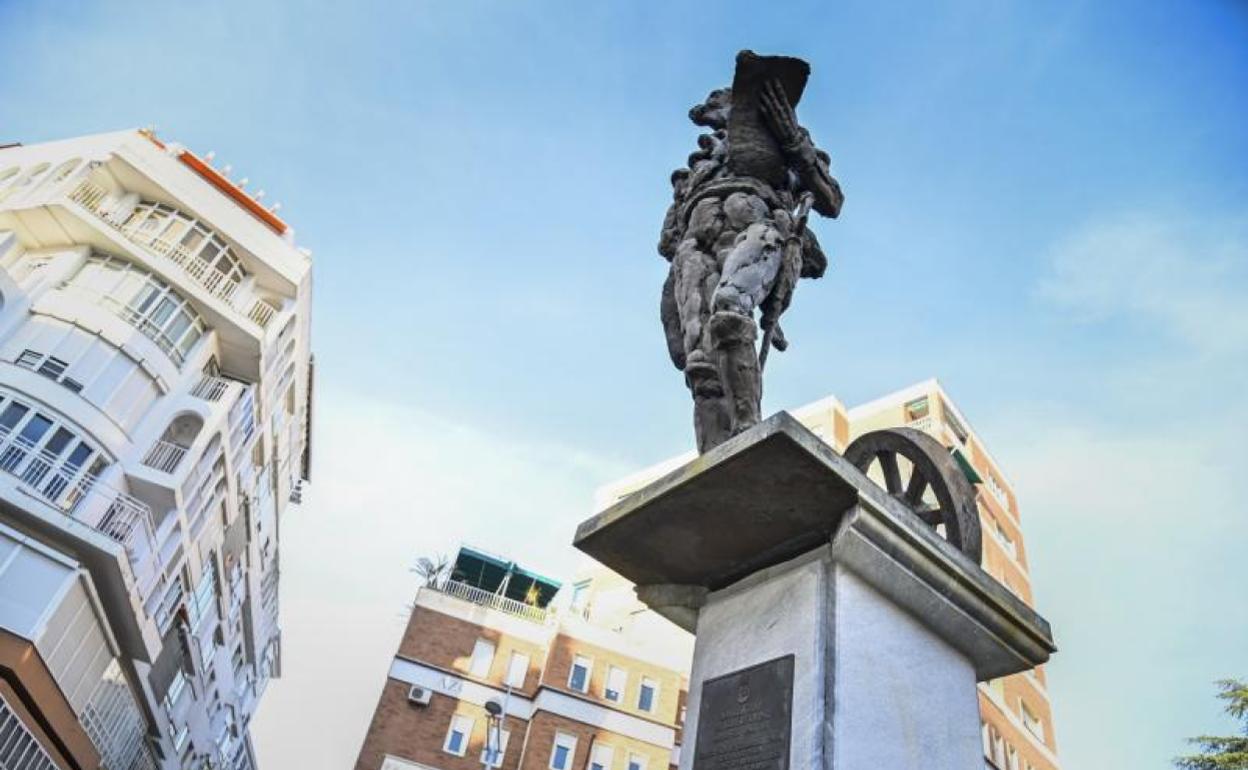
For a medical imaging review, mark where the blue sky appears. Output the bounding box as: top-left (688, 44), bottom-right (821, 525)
top-left (2, 1), bottom-right (1246, 767)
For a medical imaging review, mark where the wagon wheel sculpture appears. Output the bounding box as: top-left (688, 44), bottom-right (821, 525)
top-left (843, 427), bottom-right (982, 563)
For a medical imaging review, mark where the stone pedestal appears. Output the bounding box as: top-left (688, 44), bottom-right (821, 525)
top-left (574, 413), bottom-right (1056, 770)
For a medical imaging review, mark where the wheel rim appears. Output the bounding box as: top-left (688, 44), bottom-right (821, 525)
top-left (843, 427), bottom-right (982, 562)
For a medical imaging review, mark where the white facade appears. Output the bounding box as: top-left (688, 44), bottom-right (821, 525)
top-left (0, 131), bottom-right (313, 769)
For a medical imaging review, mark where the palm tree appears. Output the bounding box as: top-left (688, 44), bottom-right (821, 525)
top-left (411, 554), bottom-right (451, 589)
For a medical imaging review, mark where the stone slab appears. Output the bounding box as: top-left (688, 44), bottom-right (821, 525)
top-left (573, 411), bottom-right (1057, 681)
top-left (574, 412), bottom-right (864, 590)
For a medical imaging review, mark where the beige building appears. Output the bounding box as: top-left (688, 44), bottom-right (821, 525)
top-left (354, 546), bottom-right (693, 770)
top-left (595, 379), bottom-right (1060, 770)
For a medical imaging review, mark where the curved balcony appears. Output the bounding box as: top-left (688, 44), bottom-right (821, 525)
top-left (0, 424), bottom-right (160, 597)
top-left (65, 253), bottom-right (206, 368)
top-left (68, 179), bottom-right (279, 330)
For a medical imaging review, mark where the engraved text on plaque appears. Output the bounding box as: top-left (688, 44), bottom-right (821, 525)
top-left (692, 655), bottom-right (794, 770)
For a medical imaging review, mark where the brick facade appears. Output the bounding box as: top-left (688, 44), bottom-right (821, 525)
top-left (541, 634), bottom-right (684, 724)
top-left (355, 599), bottom-right (686, 770)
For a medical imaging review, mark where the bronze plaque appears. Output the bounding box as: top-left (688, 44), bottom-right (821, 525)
top-left (693, 655), bottom-right (794, 770)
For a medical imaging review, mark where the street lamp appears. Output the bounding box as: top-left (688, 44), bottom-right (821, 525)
top-left (482, 698), bottom-right (503, 769)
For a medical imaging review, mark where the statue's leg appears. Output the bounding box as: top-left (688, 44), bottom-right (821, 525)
top-left (684, 350), bottom-right (733, 452)
top-left (710, 222), bottom-right (785, 436)
top-left (673, 239), bottom-right (732, 452)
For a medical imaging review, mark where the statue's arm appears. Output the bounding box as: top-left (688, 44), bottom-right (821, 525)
top-left (759, 80), bottom-right (845, 218)
top-left (660, 267), bottom-right (686, 370)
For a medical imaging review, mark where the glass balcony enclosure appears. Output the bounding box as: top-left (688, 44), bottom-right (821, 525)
top-left (67, 254), bottom-right (206, 367)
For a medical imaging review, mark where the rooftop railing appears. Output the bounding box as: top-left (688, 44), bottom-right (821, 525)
top-left (433, 579), bottom-right (551, 623)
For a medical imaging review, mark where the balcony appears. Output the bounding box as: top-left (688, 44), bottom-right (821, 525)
top-left (0, 426), bottom-right (160, 594)
top-left (143, 440), bottom-right (190, 474)
top-left (432, 579), bottom-right (551, 623)
top-left (192, 375), bottom-right (234, 403)
top-left (67, 179), bottom-right (279, 330)
top-left (905, 414), bottom-right (935, 434)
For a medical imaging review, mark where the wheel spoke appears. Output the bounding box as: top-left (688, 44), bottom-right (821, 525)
top-left (904, 468), bottom-right (929, 504)
top-left (878, 451), bottom-right (902, 494)
top-left (913, 504), bottom-right (943, 527)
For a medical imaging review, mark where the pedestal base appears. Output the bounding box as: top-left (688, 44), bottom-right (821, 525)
top-left (574, 413), bottom-right (1056, 770)
top-left (684, 544), bottom-right (981, 769)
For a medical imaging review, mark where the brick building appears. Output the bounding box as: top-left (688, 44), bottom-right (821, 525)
top-left (354, 546), bottom-right (692, 770)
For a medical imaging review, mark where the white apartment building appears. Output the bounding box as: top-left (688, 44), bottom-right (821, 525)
top-left (0, 130), bottom-right (312, 770)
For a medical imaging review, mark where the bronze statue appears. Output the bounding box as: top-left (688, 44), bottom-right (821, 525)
top-left (659, 51), bottom-right (844, 452)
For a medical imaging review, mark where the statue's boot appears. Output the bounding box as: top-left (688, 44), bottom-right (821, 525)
top-left (684, 351), bottom-right (733, 453)
top-left (709, 311), bottom-right (762, 436)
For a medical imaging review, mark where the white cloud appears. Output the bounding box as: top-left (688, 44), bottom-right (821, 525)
top-left (1038, 214), bottom-right (1248, 356)
top-left (252, 389), bottom-right (629, 769)
top-left (979, 212), bottom-right (1248, 769)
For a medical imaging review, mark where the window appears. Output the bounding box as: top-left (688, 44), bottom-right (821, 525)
top-left (1020, 701), bottom-right (1045, 741)
top-left (1007, 744), bottom-right (1020, 770)
top-left (14, 349), bottom-right (84, 394)
top-left (605, 666), bottom-right (627, 703)
top-left (568, 654), bottom-right (592, 693)
top-left (637, 677), bottom-right (658, 712)
top-left (171, 722), bottom-right (189, 753)
top-left (67, 254), bottom-right (207, 366)
top-left (995, 520), bottom-right (1017, 558)
top-left (904, 396), bottom-right (929, 421)
top-left (589, 744), bottom-right (614, 770)
top-left (164, 669), bottom-right (188, 711)
top-left (628, 754), bottom-right (647, 770)
top-left (506, 651), bottom-right (529, 688)
top-left (120, 201), bottom-right (246, 299)
top-left (443, 714), bottom-right (474, 757)
top-left (0, 391), bottom-right (108, 511)
top-left (549, 732), bottom-right (577, 770)
top-left (983, 723), bottom-right (1005, 767)
top-left (480, 728), bottom-right (511, 768)
top-left (987, 473), bottom-right (1011, 510)
top-left (37, 355), bottom-right (68, 380)
top-left (469, 639), bottom-right (495, 678)
top-left (941, 398), bottom-right (969, 444)
top-left (570, 579), bottom-right (591, 610)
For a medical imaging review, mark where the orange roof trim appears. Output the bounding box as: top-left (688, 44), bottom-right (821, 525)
top-left (177, 151), bottom-right (289, 235)
top-left (139, 128), bottom-right (289, 235)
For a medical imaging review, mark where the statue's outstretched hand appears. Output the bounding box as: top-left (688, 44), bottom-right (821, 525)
top-left (760, 79), bottom-right (802, 147)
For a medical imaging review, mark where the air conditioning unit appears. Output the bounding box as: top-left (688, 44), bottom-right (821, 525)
top-left (407, 685), bottom-right (432, 706)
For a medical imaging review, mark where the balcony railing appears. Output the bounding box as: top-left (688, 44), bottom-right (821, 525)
top-left (433, 579), bottom-right (551, 623)
top-left (67, 179), bottom-right (277, 329)
top-left (138, 233), bottom-right (239, 304)
top-left (192, 375), bottom-right (233, 403)
top-left (905, 414), bottom-right (935, 434)
top-left (143, 440), bottom-right (190, 474)
top-left (0, 426), bottom-right (159, 594)
top-left (247, 300), bottom-right (276, 328)
top-left (68, 177), bottom-right (109, 211)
